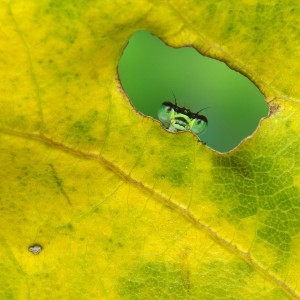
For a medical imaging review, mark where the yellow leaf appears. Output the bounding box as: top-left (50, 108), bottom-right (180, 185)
top-left (0, 0), bottom-right (299, 299)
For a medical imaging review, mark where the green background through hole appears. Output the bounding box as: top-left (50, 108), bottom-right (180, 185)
top-left (118, 31), bottom-right (269, 153)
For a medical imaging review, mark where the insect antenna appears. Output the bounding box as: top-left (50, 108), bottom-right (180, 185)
top-left (172, 90), bottom-right (178, 106)
top-left (196, 107), bottom-right (210, 114)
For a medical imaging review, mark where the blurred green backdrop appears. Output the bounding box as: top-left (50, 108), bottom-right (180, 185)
top-left (118, 31), bottom-right (269, 153)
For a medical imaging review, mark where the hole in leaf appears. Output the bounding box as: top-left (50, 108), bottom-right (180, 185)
top-left (118, 31), bottom-right (269, 153)
top-left (28, 244), bottom-right (43, 255)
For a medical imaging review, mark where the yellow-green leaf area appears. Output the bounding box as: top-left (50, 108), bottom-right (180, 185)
top-left (0, 0), bottom-right (299, 299)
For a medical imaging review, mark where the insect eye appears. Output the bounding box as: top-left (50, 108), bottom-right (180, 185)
top-left (196, 115), bottom-right (208, 124)
top-left (158, 102), bottom-right (173, 129)
top-left (191, 115), bottom-right (208, 135)
top-left (162, 102), bottom-right (173, 112)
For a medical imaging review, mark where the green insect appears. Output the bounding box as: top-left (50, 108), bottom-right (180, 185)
top-left (158, 94), bottom-right (208, 136)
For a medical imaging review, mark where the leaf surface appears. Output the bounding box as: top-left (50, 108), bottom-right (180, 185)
top-left (0, 0), bottom-right (299, 299)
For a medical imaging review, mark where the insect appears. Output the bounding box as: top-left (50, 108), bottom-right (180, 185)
top-left (158, 94), bottom-right (208, 135)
